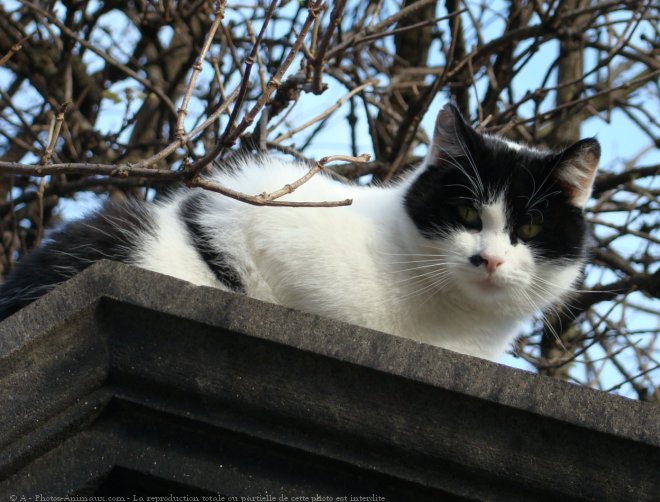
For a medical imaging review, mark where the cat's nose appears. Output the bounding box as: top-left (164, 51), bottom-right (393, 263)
top-left (469, 253), bottom-right (504, 274)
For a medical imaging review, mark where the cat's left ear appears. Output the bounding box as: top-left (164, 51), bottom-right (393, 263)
top-left (553, 138), bottom-right (600, 207)
top-left (428, 103), bottom-right (479, 164)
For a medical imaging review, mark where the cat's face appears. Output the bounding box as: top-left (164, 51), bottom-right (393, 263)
top-left (404, 104), bottom-right (600, 315)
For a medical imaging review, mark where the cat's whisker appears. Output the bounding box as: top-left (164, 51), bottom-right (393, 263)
top-left (391, 268), bottom-right (451, 287)
top-left (444, 183), bottom-right (480, 201)
top-left (389, 257), bottom-right (463, 278)
top-left (453, 131), bottom-right (484, 196)
top-left (393, 267), bottom-right (453, 296)
top-left (421, 241), bottom-right (452, 253)
top-left (376, 250), bottom-right (449, 257)
top-left (394, 280), bottom-right (439, 302)
top-left (386, 257), bottom-right (451, 265)
top-left (436, 144), bottom-right (483, 197)
top-left (518, 287), bottom-right (543, 313)
top-left (390, 270), bottom-right (449, 286)
top-left (532, 275), bottom-right (602, 296)
top-left (531, 278), bottom-right (599, 310)
top-left (523, 284), bottom-right (574, 353)
top-left (396, 274), bottom-right (452, 302)
top-left (520, 165), bottom-right (537, 210)
top-left (527, 208), bottom-right (544, 221)
top-left (521, 291), bottom-right (571, 354)
top-left (528, 283), bottom-right (563, 303)
top-left (528, 190), bottom-right (562, 211)
top-left (390, 262), bottom-right (449, 274)
top-left (526, 153), bottom-right (561, 209)
top-left (416, 276), bottom-right (453, 307)
top-left (540, 313), bottom-right (570, 354)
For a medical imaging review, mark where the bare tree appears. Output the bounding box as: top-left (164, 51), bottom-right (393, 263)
top-left (0, 0), bottom-right (657, 400)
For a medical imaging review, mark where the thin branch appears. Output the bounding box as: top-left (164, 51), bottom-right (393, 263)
top-left (0, 32), bottom-right (31, 67)
top-left (176, 0), bottom-right (227, 140)
top-left (18, 0), bottom-right (177, 115)
top-left (0, 161), bottom-right (181, 179)
top-left (217, 0), bottom-right (278, 147)
top-left (189, 1), bottom-right (324, 172)
top-left (311, 0), bottom-right (346, 93)
top-left (40, 101), bottom-right (69, 165)
top-left (258, 153), bottom-right (370, 202)
top-left (273, 79), bottom-right (377, 144)
top-left (592, 165), bottom-right (659, 197)
top-left (188, 153), bottom-right (369, 207)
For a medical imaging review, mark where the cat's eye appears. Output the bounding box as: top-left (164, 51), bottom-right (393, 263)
top-left (517, 223), bottom-right (542, 240)
top-left (457, 205), bottom-right (481, 228)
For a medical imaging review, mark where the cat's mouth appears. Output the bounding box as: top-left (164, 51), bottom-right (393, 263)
top-left (477, 277), bottom-right (500, 290)
top-left (472, 274), bottom-right (507, 293)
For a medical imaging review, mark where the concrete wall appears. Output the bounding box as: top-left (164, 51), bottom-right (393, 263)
top-left (1, 261), bottom-right (658, 500)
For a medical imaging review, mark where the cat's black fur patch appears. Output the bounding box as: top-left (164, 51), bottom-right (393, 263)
top-left (405, 109), bottom-right (589, 262)
top-left (179, 193), bottom-right (244, 293)
top-left (0, 199), bottom-right (155, 321)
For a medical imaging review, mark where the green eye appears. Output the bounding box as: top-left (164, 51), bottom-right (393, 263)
top-left (517, 223), bottom-right (542, 240)
top-left (457, 205), bottom-right (481, 227)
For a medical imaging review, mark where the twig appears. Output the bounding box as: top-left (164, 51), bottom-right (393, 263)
top-left (245, 19), bottom-right (268, 94)
top-left (218, 0), bottom-right (279, 149)
top-left (189, 1), bottom-right (324, 172)
top-left (176, 0), bottom-right (227, 140)
top-left (0, 161), bottom-right (181, 179)
top-left (0, 32), bottom-right (32, 67)
top-left (0, 152), bottom-right (370, 208)
top-left (273, 79), bottom-right (377, 144)
top-left (592, 164), bottom-right (659, 196)
top-left (19, 0), bottom-right (177, 115)
top-left (258, 153), bottom-right (370, 202)
top-left (225, 1), bottom-right (325, 144)
top-left (383, 7), bottom-right (462, 181)
top-left (40, 101), bottom-right (69, 165)
top-left (311, 0), bottom-right (346, 93)
top-left (135, 86), bottom-right (240, 170)
top-left (327, 0), bottom-right (441, 58)
top-left (189, 153), bottom-right (369, 207)
top-left (35, 177), bottom-right (46, 246)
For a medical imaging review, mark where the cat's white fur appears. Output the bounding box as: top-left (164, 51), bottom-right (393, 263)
top-left (134, 156), bottom-right (581, 361)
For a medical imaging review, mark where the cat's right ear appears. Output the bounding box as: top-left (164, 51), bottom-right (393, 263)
top-left (428, 103), bottom-right (477, 165)
top-left (553, 138), bottom-right (601, 207)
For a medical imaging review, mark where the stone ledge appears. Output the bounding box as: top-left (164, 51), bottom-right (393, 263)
top-left (0, 260), bottom-right (658, 500)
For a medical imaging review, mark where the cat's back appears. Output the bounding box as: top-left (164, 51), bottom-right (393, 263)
top-left (209, 155), bottom-right (357, 203)
top-left (203, 155), bottom-right (403, 233)
top-left (0, 155), bottom-right (401, 322)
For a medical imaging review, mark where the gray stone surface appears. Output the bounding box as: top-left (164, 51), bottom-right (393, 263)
top-left (0, 260), bottom-right (658, 500)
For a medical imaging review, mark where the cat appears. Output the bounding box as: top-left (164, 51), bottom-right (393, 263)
top-left (0, 104), bottom-right (600, 361)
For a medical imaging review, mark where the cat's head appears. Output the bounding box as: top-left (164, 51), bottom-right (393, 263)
top-left (403, 103), bottom-right (600, 315)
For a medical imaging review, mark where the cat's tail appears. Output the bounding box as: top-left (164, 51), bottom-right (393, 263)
top-left (0, 198), bottom-right (154, 322)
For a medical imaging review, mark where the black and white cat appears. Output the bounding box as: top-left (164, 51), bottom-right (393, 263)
top-left (0, 104), bottom-right (599, 361)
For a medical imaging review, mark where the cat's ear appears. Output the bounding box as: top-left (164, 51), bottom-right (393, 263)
top-left (553, 138), bottom-right (600, 207)
top-left (428, 103), bottom-right (478, 163)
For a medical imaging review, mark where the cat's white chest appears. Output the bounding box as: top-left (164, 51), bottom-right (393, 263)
top-left (388, 297), bottom-right (520, 360)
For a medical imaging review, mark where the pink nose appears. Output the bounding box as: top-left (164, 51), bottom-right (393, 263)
top-left (482, 254), bottom-right (504, 274)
